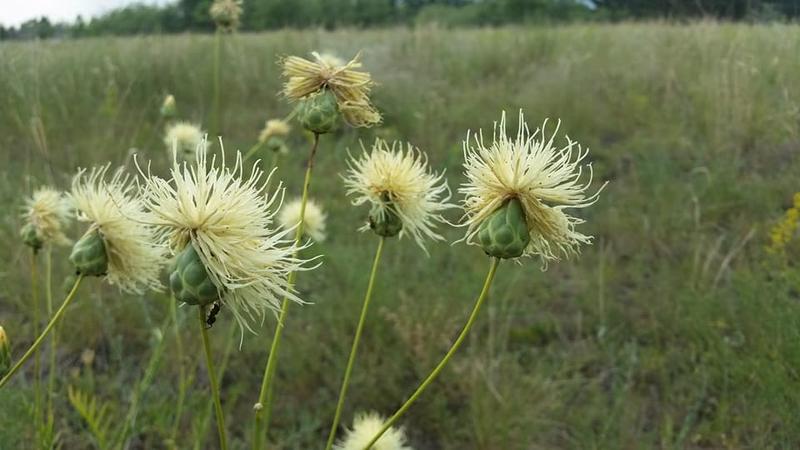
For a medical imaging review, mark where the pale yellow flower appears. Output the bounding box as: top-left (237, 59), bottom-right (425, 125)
top-left (209, 0), bottom-right (242, 31)
top-left (69, 165), bottom-right (165, 293)
top-left (344, 139), bottom-right (452, 249)
top-left (258, 119), bottom-right (291, 144)
top-left (460, 111), bottom-right (605, 265)
top-left (278, 198), bottom-right (327, 243)
top-left (22, 187), bottom-right (72, 246)
top-left (281, 51), bottom-right (381, 127)
top-left (164, 122), bottom-right (207, 162)
top-left (334, 412), bottom-right (412, 450)
top-left (136, 139), bottom-right (312, 331)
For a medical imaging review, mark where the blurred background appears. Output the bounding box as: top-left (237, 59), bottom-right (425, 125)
top-left (3, 1), bottom-right (800, 449)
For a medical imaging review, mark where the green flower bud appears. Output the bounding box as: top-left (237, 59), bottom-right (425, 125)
top-left (0, 326), bottom-right (10, 378)
top-left (21, 223), bottom-right (43, 252)
top-left (477, 197), bottom-right (530, 259)
top-left (160, 94), bottom-right (177, 119)
top-left (169, 244), bottom-right (219, 306)
top-left (69, 230), bottom-right (108, 276)
top-left (369, 193), bottom-right (403, 238)
top-left (264, 136), bottom-right (288, 154)
top-left (299, 89), bottom-right (339, 134)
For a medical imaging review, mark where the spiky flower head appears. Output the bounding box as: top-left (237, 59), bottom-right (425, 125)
top-left (460, 111), bottom-right (605, 265)
top-left (160, 94), bottom-right (177, 118)
top-left (334, 412), bottom-right (412, 450)
top-left (281, 51), bottom-right (381, 128)
top-left (258, 119), bottom-right (292, 154)
top-left (21, 187), bottom-right (72, 250)
top-left (209, 0), bottom-right (242, 32)
top-left (278, 198), bottom-right (327, 243)
top-left (136, 139), bottom-right (311, 331)
top-left (344, 139), bottom-right (452, 249)
top-left (68, 165), bottom-right (165, 293)
top-left (164, 122), bottom-right (207, 163)
top-left (258, 119), bottom-right (291, 144)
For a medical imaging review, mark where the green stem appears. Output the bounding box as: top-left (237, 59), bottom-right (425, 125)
top-left (45, 248), bottom-right (57, 433)
top-left (325, 237), bottom-right (386, 450)
top-left (362, 258), bottom-right (501, 450)
top-left (30, 251), bottom-right (42, 436)
top-left (211, 30), bottom-right (222, 139)
top-left (0, 275), bottom-right (83, 390)
top-left (169, 297), bottom-right (187, 442)
top-left (199, 306), bottom-right (228, 450)
top-left (252, 132), bottom-right (320, 450)
top-left (243, 142), bottom-right (263, 162)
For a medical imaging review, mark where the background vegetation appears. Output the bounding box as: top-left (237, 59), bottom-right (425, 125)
top-left (4, 0), bottom-right (800, 40)
top-left (2, 22), bottom-right (800, 449)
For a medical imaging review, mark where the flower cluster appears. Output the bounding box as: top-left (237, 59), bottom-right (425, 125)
top-left (768, 192), bottom-right (800, 254)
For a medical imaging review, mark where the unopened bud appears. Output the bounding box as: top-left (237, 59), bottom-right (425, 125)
top-left (476, 197), bottom-right (530, 259)
top-left (369, 193), bottom-right (403, 238)
top-left (169, 244), bottom-right (220, 306)
top-left (0, 326), bottom-right (10, 378)
top-left (299, 89), bottom-right (339, 135)
top-left (160, 94), bottom-right (177, 119)
top-left (69, 229), bottom-right (108, 276)
top-left (21, 223), bottom-right (43, 252)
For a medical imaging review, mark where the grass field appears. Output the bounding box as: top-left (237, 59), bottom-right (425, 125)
top-left (2, 22), bottom-right (800, 449)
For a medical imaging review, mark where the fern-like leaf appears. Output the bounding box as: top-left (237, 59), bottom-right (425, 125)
top-left (67, 386), bottom-right (115, 450)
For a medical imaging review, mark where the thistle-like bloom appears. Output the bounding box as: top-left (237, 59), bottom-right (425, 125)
top-left (281, 51), bottom-right (381, 127)
top-left (69, 165), bottom-right (165, 293)
top-left (344, 139), bottom-right (452, 249)
top-left (209, 0), bottom-right (242, 31)
top-left (460, 111), bottom-right (605, 264)
top-left (21, 187), bottom-right (72, 247)
top-left (278, 198), bottom-right (327, 243)
top-left (334, 412), bottom-right (412, 450)
top-left (136, 140), bottom-right (311, 331)
top-left (164, 122), bottom-right (207, 162)
top-left (258, 119), bottom-right (291, 144)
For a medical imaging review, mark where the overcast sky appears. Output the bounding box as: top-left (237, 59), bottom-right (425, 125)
top-left (2, 0), bottom-right (173, 27)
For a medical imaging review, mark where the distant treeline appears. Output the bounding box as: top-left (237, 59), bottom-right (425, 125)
top-left (2, 0), bottom-right (799, 40)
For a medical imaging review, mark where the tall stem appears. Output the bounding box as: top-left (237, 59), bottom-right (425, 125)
top-left (252, 133), bottom-right (319, 450)
top-left (199, 306), bottom-right (228, 450)
top-left (169, 296), bottom-right (187, 442)
top-left (45, 248), bottom-right (57, 432)
top-left (362, 258), bottom-right (501, 449)
top-left (0, 275), bottom-right (83, 390)
top-left (325, 237), bottom-right (386, 450)
top-left (30, 251), bottom-right (42, 435)
top-left (211, 29), bottom-right (222, 139)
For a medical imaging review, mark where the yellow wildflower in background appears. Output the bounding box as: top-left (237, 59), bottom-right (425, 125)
top-left (209, 0), bottom-right (242, 31)
top-left (768, 192), bottom-right (800, 254)
top-left (69, 165), bottom-right (165, 293)
top-left (21, 187), bottom-right (72, 248)
top-left (460, 110), bottom-right (605, 265)
top-left (164, 122), bottom-right (207, 162)
top-left (334, 412), bottom-right (412, 450)
top-left (344, 139), bottom-right (452, 249)
top-left (258, 119), bottom-right (291, 144)
top-left (281, 51), bottom-right (381, 128)
top-left (278, 198), bottom-right (327, 242)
